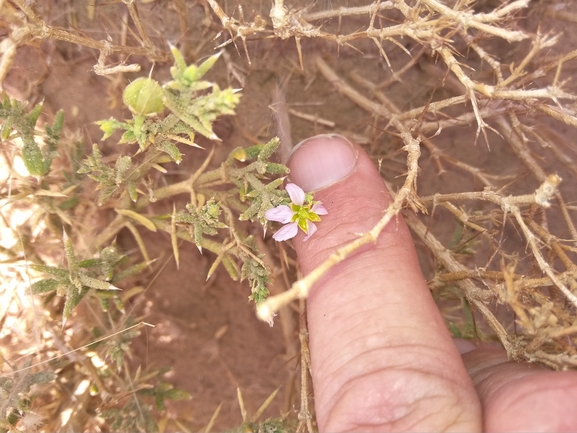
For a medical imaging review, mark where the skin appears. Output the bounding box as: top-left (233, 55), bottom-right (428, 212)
top-left (286, 137), bottom-right (577, 432)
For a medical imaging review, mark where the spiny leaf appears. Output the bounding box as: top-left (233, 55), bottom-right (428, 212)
top-left (169, 45), bottom-right (187, 81)
top-left (78, 274), bottom-right (119, 291)
top-left (45, 109), bottom-right (64, 153)
top-left (22, 139), bottom-right (46, 176)
top-left (158, 140), bottom-right (182, 164)
top-left (63, 231), bottom-right (78, 275)
top-left (29, 279), bottom-right (59, 294)
top-left (223, 255), bottom-right (240, 281)
top-left (30, 264), bottom-right (69, 278)
top-left (63, 287), bottom-right (89, 319)
top-left (162, 89), bottom-right (219, 140)
top-left (112, 260), bottom-right (150, 284)
top-left (266, 162), bottom-right (289, 175)
top-left (127, 181), bottom-right (138, 202)
top-left (163, 388), bottom-right (191, 401)
top-left (28, 102), bottom-right (43, 126)
top-left (257, 137), bottom-right (280, 162)
top-left (78, 258), bottom-right (102, 268)
top-left (239, 199), bottom-right (261, 221)
top-left (184, 51), bottom-right (222, 82)
top-left (115, 156), bottom-right (133, 184)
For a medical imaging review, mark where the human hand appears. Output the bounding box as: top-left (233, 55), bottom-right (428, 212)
top-left (285, 134), bottom-right (577, 432)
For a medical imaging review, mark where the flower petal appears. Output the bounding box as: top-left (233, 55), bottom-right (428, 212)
top-left (303, 222), bottom-right (317, 241)
top-left (272, 222), bottom-right (299, 241)
top-left (265, 205), bottom-right (294, 223)
top-left (286, 183), bottom-right (305, 206)
top-left (311, 204), bottom-right (328, 215)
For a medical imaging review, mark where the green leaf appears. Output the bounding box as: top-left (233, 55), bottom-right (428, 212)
top-left (223, 255), bottom-right (239, 281)
top-left (78, 258), bottom-right (102, 268)
top-left (127, 181), bottom-right (138, 202)
top-left (45, 110), bottom-right (64, 167)
top-left (162, 89), bottom-right (218, 140)
top-left (115, 156), bottom-right (132, 184)
top-left (266, 162), bottom-right (289, 175)
top-left (258, 137), bottom-right (280, 161)
top-left (239, 199), bottom-right (260, 221)
top-left (158, 140), bottom-right (182, 164)
top-left (78, 274), bottom-right (118, 291)
top-left (184, 51), bottom-right (222, 83)
top-left (1, 116), bottom-right (13, 140)
top-left (28, 102), bottom-right (43, 126)
top-left (63, 231), bottom-right (78, 275)
top-left (96, 118), bottom-right (127, 140)
top-left (155, 394), bottom-right (166, 412)
top-left (112, 261), bottom-right (148, 283)
top-left (29, 279), bottom-right (59, 294)
top-left (63, 287), bottom-right (89, 318)
top-left (119, 129), bottom-right (136, 144)
top-left (164, 388), bottom-right (191, 401)
top-left (169, 45), bottom-right (187, 81)
top-left (59, 195), bottom-right (79, 211)
top-left (49, 109), bottom-right (64, 139)
top-left (22, 139), bottom-right (46, 176)
top-left (113, 297), bottom-right (125, 313)
top-left (30, 264), bottom-right (69, 278)
top-left (99, 296), bottom-right (111, 312)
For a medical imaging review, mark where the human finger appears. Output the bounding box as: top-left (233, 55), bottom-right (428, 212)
top-left (286, 134), bottom-right (482, 432)
top-left (462, 344), bottom-right (577, 432)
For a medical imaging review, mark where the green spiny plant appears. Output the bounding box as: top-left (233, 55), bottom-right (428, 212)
top-left (0, 94), bottom-right (63, 176)
top-left (0, 45), bottom-right (293, 431)
top-left (83, 47), bottom-right (291, 305)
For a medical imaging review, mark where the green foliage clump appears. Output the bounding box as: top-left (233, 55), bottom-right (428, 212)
top-left (29, 238), bottom-right (147, 320)
top-left (0, 94), bottom-right (63, 176)
top-left (82, 47), bottom-right (289, 305)
top-left (1, 43), bottom-right (289, 433)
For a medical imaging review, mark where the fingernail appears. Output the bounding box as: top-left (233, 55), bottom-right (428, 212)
top-left (453, 338), bottom-right (477, 355)
top-left (287, 134), bottom-right (358, 192)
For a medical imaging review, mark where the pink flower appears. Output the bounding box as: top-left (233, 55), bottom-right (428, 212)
top-left (265, 183), bottom-right (327, 241)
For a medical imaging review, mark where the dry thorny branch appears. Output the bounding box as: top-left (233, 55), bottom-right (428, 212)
top-left (253, 0), bottom-right (577, 370)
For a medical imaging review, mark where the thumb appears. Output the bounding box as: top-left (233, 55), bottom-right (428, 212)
top-left (286, 134), bottom-right (481, 432)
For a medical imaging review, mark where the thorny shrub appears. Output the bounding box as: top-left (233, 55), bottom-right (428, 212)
top-left (2, 0), bottom-right (577, 431)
